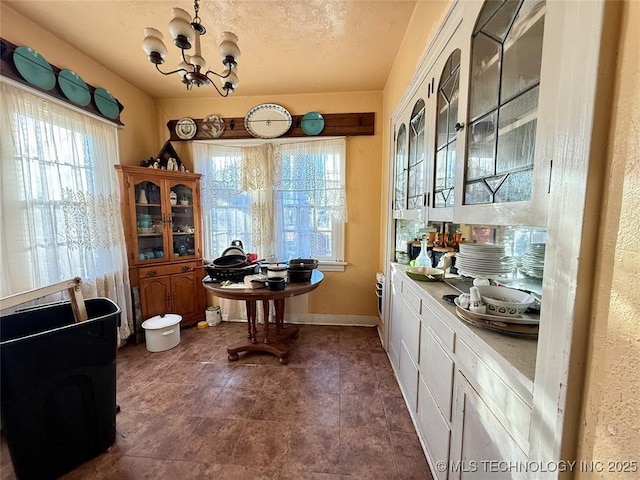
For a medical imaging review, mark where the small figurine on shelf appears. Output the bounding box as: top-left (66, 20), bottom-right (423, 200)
top-left (170, 191), bottom-right (177, 206)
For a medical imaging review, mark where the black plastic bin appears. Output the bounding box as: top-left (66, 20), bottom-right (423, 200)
top-left (0, 298), bottom-right (121, 480)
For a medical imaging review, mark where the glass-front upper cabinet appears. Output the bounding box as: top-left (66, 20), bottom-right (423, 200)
top-left (458, 0), bottom-right (548, 226)
top-left (393, 123), bottom-right (408, 212)
top-left (117, 166), bottom-right (202, 266)
top-left (393, 94), bottom-right (427, 223)
top-left (168, 181), bottom-right (197, 259)
top-left (407, 99), bottom-right (426, 210)
top-left (431, 49), bottom-right (461, 219)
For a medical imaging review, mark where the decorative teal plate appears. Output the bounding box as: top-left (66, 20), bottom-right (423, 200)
top-left (58, 69), bottom-right (91, 106)
top-left (93, 87), bottom-right (119, 119)
top-left (301, 111), bottom-right (325, 136)
top-left (13, 46), bottom-right (56, 91)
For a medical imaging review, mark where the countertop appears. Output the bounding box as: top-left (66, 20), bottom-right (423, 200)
top-left (390, 263), bottom-right (537, 395)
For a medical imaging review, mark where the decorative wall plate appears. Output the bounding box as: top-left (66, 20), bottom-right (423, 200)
top-left (175, 117), bottom-right (197, 140)
top-left (13, 46), bottom-right (56, 91)
top-left (244, 104), bottom-right (292, 139)
top-left (93, 87), bottom-right (120, 120)
top-left (301, 111), bottom-right (325, 135)
top-left (58, 69), bottom-right (91, 106)
top-left (201, 114), bottom-right (225, 138)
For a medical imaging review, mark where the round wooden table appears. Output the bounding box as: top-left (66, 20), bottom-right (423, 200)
top-left (203, 270), bottom-right (323, 364)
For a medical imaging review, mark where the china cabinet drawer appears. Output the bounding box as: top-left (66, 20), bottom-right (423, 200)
top-left (401, 281), bottom-right (422, 316)
top-left (139, 261), bottom-right (200, 279)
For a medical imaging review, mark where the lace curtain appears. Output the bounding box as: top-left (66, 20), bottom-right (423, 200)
top-left (273, 138), bottom-right (348, 223)
top-left (0, 81), bottom-right (132, 344)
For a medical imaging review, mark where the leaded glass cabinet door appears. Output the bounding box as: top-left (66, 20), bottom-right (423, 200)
top-left (430, 49), bottom-right (461, 221)
top-left (458, 0), bottom-right (549, 226)
top-left (393, 123), bottom-right (408, 212)
top-left (407, 99), bottom-right (426, 210)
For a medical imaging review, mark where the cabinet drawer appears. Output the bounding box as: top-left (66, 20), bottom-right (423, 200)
top-left (401, 281), bottom-right (422, 316)
top-left (399, 340), bottom-right (419, 413)
top-left (420, 324), bottom-right (454, 421)
top-left (455, 338), bottom-right (532, 452)
top-left (417, 376), bottom-right (451, 480)
top-left (420, 301), bottom-right (455, 352)
top-left (139, 261), bottom-right (200, 278)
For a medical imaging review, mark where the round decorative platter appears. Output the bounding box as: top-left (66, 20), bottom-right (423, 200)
top-left (58, 69), bottom-right (91, 106)
top-left (201, 114), bottom-right (225, 138)
top-left (93, 87), bottom-right (120, 120)
top-left (244, 103), bottom-right (292, 139)
top-left (175, 117), bottom-right (197, 140)
top-left (13, 46), bottom-right (56, 91)
top-left (301, 111), bottom-right (325, 136)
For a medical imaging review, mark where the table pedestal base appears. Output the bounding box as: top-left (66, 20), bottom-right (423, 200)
top-left (227, 325), bottom-right (299, 364)
top-left (227, 299), bottom-right (299, 364)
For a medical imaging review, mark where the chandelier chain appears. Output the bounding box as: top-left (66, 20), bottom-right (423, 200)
top-left (193, 0), bottom-right (201, 25)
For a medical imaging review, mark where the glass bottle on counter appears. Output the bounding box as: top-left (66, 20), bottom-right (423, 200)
top-left (414, 237), bottom-right (432, 268)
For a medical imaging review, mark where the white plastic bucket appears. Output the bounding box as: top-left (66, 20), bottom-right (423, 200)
top-left (205, 306), bottom-right (221, 326)
top-left (141, 314), bottom-right (182, 352)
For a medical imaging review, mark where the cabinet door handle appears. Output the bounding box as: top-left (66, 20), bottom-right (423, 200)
top-left (455, 122), bottom-right (465, 132)
top-left (166, 292), bottom-right (171, 305)
top-left (146, 270), bottom-right (157, 277)
top-left (181, 265), bottom-right (192, 272)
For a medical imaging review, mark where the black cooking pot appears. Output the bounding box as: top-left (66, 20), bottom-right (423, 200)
top-left (211, 254), bottom-right (248, 268)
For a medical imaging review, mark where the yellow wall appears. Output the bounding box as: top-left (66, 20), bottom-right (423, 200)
top-left (379, 1), bottom-right (451, 267)
top-left (577, 0), bottom-right (640, 474)
top-left (0, 4), bottom-right (158, 166)
top-left (156, 92), bottom-right (383, 316)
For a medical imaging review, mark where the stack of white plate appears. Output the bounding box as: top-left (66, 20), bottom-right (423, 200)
top-left (455, 243), bottom-right (516, 279)
top-left (520, 243), bottom-right (545, 278)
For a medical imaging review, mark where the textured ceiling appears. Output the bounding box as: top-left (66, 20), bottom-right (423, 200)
top-left (5, 0), bottom-right (418, 99)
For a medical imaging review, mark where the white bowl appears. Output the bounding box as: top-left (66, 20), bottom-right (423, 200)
top-left (475, 285), bottom-right (535, 316)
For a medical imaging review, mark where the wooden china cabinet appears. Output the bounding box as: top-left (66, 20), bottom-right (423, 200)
top-left (115, 165), bottom-right (207, 337)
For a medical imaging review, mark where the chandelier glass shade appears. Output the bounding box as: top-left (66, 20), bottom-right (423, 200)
top-left (142, 0), bottom-right (240, 96)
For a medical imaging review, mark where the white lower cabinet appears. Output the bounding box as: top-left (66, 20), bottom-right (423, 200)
top-left (389, 271), bottom-right (403, 371)
top-left (449, 371), bottom-right (528, 480)
top-left (386, 264), bottom-right (532, 480)
top-left (399, 340), bottom-right (419, 412)
top-left (418, 375), bottom-right (452, 480)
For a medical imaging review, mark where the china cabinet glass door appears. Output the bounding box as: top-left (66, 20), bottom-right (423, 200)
top-left (393, 123), bottom-right (408, 211)
top-left (407, 99), bottom-right (426, 210)
top-left (133, 180), bottom-right (165, 262)
top-left (169, 182), bottom-right (197, 259)
top-left (464, 0), bottom-right (546, 205)
top-left (434, 49), bottom-right (461, 210)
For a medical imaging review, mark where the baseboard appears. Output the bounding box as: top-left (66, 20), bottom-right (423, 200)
top-left (224, 313), bottom-right (378, 327)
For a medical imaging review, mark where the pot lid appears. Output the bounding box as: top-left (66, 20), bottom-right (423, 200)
top-left (267, 264), bottom-right (288, 271)
top-left (141, 314), bottom-right (182, 330)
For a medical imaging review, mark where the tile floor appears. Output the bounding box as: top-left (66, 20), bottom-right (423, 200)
top-left (1, 322), bottom-right (433, 480)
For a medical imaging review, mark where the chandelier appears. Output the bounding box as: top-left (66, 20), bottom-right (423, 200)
top-left (142, 0), bottom-right (240, 96)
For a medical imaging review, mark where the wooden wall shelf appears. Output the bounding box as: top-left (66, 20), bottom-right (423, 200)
top-left (167, 112), bottom-right (375, 141)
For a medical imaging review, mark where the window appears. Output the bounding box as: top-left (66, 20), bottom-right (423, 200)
top-left (194, 138), bottom-right (347, 269)
top-left (0, 81), bottom-right (131, 340)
